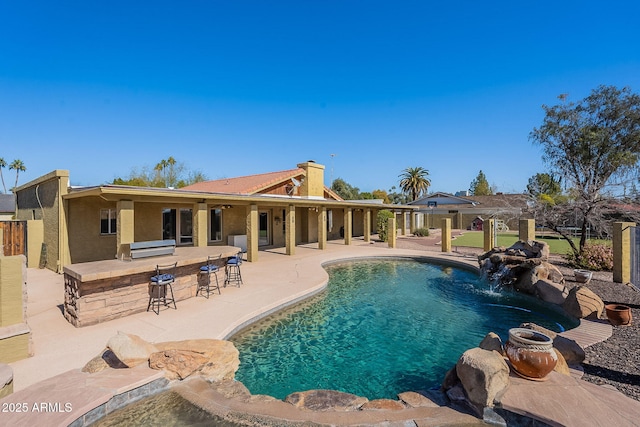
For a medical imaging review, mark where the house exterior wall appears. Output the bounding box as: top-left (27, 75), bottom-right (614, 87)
top-left (67, 197), bottom-right (118, 264)
top-left (15, 170), bottom-right (69, 272)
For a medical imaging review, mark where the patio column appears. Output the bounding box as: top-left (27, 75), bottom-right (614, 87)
top-left (399, 211), bottom-right (406, 236)
top-left (388, 217), bottom-right (397, 248)
top-left (318, 207), bottom-right (327, 250)
top-left (483, 218), bottom-right (496, 251)
top-left (441, 218), bottom-right (452, 252)
top-left (410, 211), bottom-right (416, 234)
top-left (364, 209), bottom-right (371, 243)
top-left (344, 208), bottom-right (352, 245)
top-left (285, 204), bottom-right (296, 255)
top-left (116, 200), bottom-right (134, 259)
top-left (247, 204), bottom-right (259, 262)
top-left (519, 219), bottom-right (535, 242)
top-left (613, 221), bottom-right (635, 284)
top-left (193, 203), bottom-right (208, 247)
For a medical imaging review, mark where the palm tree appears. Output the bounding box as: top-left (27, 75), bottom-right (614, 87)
top-left (9, 159), bottom-right (26, 192)
top-left (399, 167), bottom-right (431, 201)
top-left (0, 157), bottom-right (6, 193)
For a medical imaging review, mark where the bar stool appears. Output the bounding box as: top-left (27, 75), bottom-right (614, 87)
top-left (225, 251), bottom-right (243, 287)
top-left (198, 255), bottom-right (221, 298)
top-left (147, 262), bottom-right (177, 314)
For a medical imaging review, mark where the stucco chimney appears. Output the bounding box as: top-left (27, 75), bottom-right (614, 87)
top-left (297, 161), bottom-right (325, 198)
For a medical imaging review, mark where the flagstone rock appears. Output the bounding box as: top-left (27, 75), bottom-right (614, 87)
top-left (360, 399), bottom-right (405, 411)
top-left (150, 339), bottom-right (240, 381)
top-left (397, 391), bottom-right (440, 408)
top-left (285, 389), bottom-right (368, 411)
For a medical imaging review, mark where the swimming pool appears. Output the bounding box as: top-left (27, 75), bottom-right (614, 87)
top-left (231, 258), bottom-right (577, 400)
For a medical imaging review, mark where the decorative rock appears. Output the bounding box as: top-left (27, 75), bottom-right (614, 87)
top-left (285, 389), bottom-right (368, 411)
top-left (397, 391), bottom-right (439, 408)
top-left (562, 286), bottom-right (604, 319)
top-left (149, 349), bottom-right (209, 380)
top-left (360, 399), bottom-right (405, 411)
top-left (534, 279), bottom-right (569, 305)
top-left (154, 339), bottom-right (240, 382)
top-left (209, 379), bottom-right (252, 400)
top-left (107, 331), bottom-right (158, 367)
top-left (455, 347), bottom-right (510, 409)
top-left (82, 349), bottom-right (128, 373)
top-left (553, 348), bottom-right (570, 376)
top-left (442, 367), bottom-right (459, 390)
top-left (478, 332), bottom-right (504, 355)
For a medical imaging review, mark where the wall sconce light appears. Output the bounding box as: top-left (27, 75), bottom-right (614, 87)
top-left (274, 216), bottom-right (281, 225)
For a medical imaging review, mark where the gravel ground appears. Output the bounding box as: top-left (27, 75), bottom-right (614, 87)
top-left (389, 233), bottom-right (640, 402)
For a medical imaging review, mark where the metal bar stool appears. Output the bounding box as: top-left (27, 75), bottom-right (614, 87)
top-left (198, 255), bottom-right (221, 298)
top-left (225, 251), bottom-right (243, 287)
top-left (147, 262), bottom-right (177, 314)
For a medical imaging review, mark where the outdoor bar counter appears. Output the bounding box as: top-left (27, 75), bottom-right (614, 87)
top-left (62, 246), bottom-right (240, 327)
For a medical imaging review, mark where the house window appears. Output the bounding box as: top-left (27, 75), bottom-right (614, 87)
top-left (209, 208), bottom-right (222, 242)
top-left (100, 209), bottom-right (117, 235)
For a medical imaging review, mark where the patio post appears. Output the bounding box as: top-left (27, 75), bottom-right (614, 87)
top-left (613, 221), bottom-right (635, 284)
top-left (317, 207), bottom-right (327, 250)
top-left (387, 217), bottom-right (396, 248)
top-left (519, 219), bottom-right (535, 242)
top-left (483, 218), bottom-right (496, 251)
top-left (344, 208), bottom-right (352, 245)
top-left (364, 209), bottom-right (371, 242)
top-left (116, 200), bottom-right (134, 259)
top-left (247, 204), bottom-right (259, 262)
top-left (285, 204), bottom-right (296, 255)
top-left (441, 218), bottom-right (451, 252)
top-left (193, 203), bottom-right (208, 247)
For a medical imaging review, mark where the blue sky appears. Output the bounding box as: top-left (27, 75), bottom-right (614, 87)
top-left (1, 1), bottom-right (639, 195)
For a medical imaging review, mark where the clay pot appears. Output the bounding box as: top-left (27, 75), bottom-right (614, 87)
top-left (605, 304), bottom-right (632, 326)
top-left (574, 269), bottom-right (592, 284)
top-left (505, 328), bottom-right (557, 381)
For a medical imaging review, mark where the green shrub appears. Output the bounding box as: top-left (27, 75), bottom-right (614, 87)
top-left (564, 242), bottom-right (613, 271)
top-left (413, 227), bottom-right (430, 237)
top-left (376, 210), bottom-right (395, 242)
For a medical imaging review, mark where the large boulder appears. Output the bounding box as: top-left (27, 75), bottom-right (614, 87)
top-left (562, 286), bottom-right (604, 319)
top-left (535, 279), bottom-right (569, 305)
top-left (285, 389), bottom-right (368, 411)
top-left (455, 347), bottom-right (510, 410)
top-left (106, 331), bottom-right (158, 367)
top-left (150, 339), bottom-right (240, 382)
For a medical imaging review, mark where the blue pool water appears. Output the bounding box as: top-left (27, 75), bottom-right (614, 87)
top-left (231, 259), bottom-right (578, 400)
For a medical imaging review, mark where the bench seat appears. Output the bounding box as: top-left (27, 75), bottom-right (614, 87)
top-left (124, 239), bottom-right (176, 260)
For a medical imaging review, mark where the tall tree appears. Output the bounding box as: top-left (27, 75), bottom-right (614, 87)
top-left (469, 170), bottom-right (493, 196)
top-left (526, 173), bottom-right (563, 202)
top-left (398, 167), bottom-right (431, 201)
top-left (9, 159), bottom-right (26, 191)
top-left (0, 158), bottom-right (6, 193)
top-left (331, 178), bottom-right (360, 200)
top-left (113, 158), bottom-right (206, 188)
top-left (530, 85), bottom-right (640, 255)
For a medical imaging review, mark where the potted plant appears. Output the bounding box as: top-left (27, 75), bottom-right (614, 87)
top-left (574, 269), bottom-right (592, 284)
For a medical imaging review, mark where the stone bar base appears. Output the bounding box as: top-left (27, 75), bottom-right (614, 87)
top-left (63, 246), bottom-right (238, 327)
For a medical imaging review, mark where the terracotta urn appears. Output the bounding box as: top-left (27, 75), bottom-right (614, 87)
top-left (505, 328), bottom-right (557, 381)
top-left (574, 269), bottom-right (592, 284)
top-left (605, 304), bottom-right (632, 326)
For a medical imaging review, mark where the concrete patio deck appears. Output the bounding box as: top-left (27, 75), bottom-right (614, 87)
top-left (3, 240), bottom-right (640, 426)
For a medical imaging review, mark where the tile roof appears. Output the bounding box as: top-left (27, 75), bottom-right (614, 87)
top-left (182, 168), bottom-right (305, 195)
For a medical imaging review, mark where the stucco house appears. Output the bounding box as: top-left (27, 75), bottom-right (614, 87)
top-left (14, 161), bottom-right (415, 273)
top-left (0, 194), bottom-right (15, 220)
top-left (409, 192), bottom-right (532, 230)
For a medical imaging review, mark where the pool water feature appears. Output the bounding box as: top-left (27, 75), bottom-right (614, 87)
top-left (231, 258), bottom-right (578, 400)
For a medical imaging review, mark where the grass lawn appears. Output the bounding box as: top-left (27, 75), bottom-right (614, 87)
top-left (451, 231), bottom-right (581, 255)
